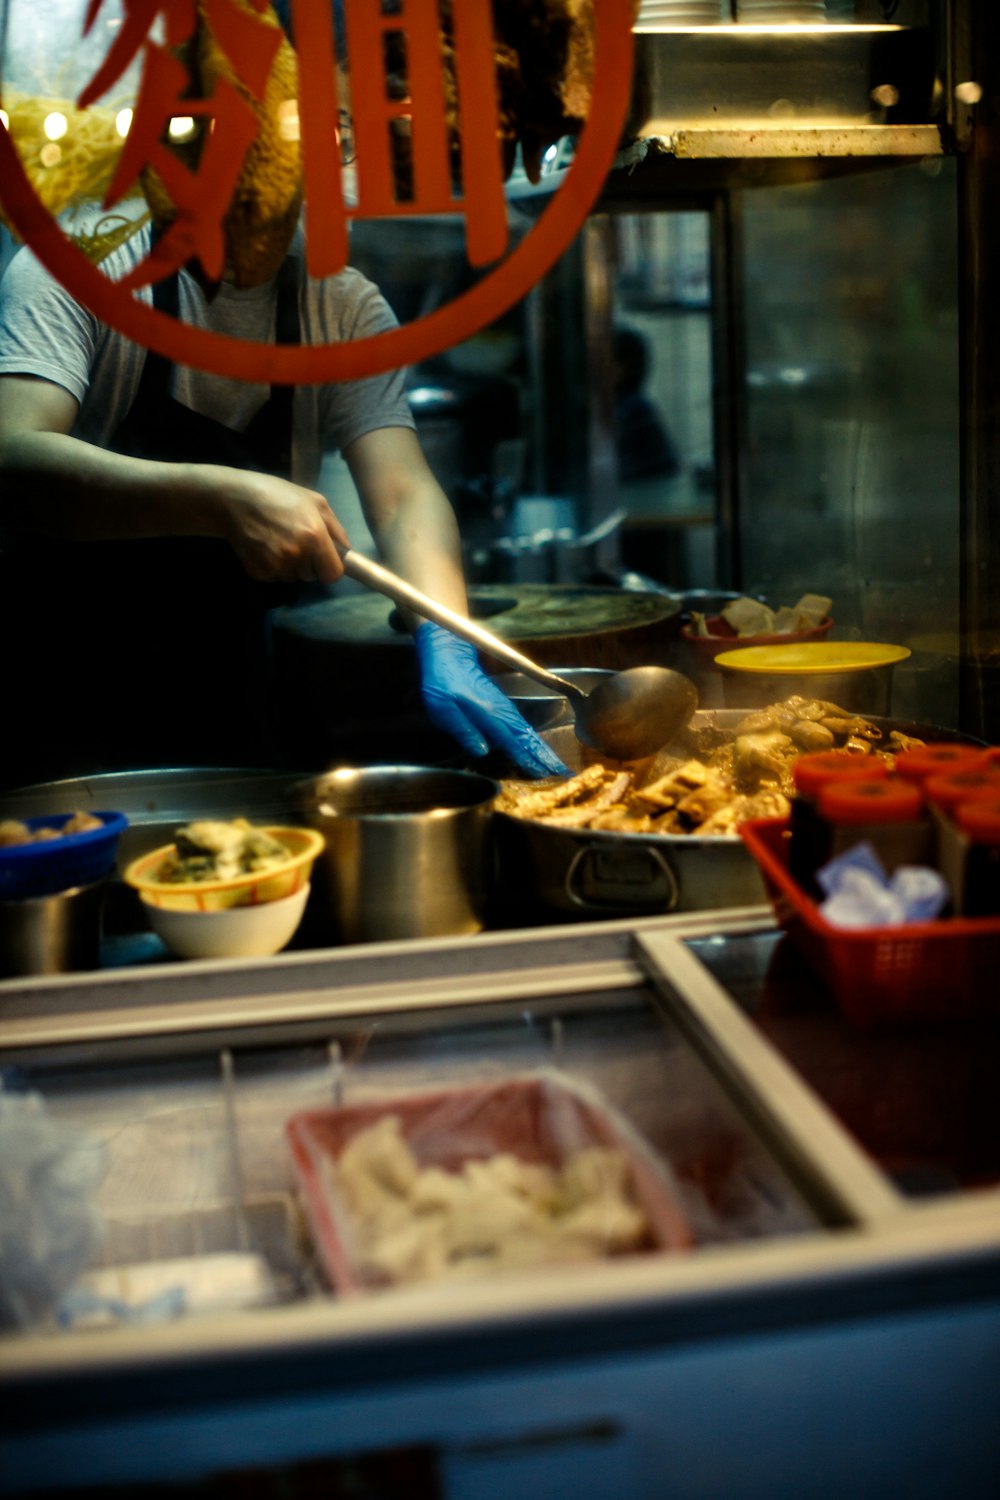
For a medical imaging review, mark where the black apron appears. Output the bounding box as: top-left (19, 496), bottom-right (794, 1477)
top-left (0, 264), bottom-right (300, 790)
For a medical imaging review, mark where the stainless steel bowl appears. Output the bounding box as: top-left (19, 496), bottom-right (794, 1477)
top-left (493, 668), bottom-right (614, 731)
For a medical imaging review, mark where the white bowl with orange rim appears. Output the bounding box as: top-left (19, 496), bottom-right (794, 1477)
top-left (139, 882), bottom-right (313, 960)
top-left (124, 826), bottom-right (324, 913)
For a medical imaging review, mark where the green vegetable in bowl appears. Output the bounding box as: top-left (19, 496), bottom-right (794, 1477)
top-left (158, 819), bottom-right (290, 884)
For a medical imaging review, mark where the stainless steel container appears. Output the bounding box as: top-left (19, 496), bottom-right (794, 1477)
top-left (0, 881), bottom-right (106, 977)
top-left (719, 663), bottom-right (899, 716)
top-left (493, 718), bottom-right (767, 920)
top-left (717, 645), bottom-right (911, 717)
top-left (293, 767), bottom-right (499, 944)
top-left (494, 813), bottom-right (764, 918)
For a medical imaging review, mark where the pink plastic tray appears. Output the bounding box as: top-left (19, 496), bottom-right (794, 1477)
top-left (287, 1073), bottom-right (694, 1293)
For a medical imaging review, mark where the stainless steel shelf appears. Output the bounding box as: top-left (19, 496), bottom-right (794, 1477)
top-left (505, 19), bottom-right (946, 204)
top-left (623, 122), bottom-right (942, 159)
top-left (597, 122), bottom-right (945, 197)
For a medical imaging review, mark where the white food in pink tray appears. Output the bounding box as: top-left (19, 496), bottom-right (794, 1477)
top-left (334, 1115), bottom-right (649, 1286)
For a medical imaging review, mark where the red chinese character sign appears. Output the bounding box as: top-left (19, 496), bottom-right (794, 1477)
top-left (0, 0), bottom-right (634, 383)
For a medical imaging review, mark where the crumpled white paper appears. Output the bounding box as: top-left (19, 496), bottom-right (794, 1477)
top-left (816, 841), bottom-right (950, 928)
top-left (0, 1085), bottom-right (107, 1330)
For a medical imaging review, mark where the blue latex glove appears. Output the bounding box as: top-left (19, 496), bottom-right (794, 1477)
top-left (415, 623), bottom-right (569, 779)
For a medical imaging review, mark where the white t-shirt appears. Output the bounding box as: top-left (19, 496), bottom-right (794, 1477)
top-left (0, 225), bottom-right (415, 487)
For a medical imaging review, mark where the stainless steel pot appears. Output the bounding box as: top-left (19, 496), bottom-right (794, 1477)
top-left (493, 713), bottom-right (974, 921)
top-left (494, 813), bottom-right (764, 918)
top-left (494, 715), bottom-right (758, 920)
top-left (293, 766), bottom-right (499, 944)
top-left (0, 881), bottom-right (106, 977)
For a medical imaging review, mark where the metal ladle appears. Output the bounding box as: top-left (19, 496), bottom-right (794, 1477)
top-left (338, 547), bottom-right (699, 763)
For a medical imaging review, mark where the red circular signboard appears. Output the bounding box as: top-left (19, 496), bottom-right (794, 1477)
top-left (0, 1), bottom-right (634, 383)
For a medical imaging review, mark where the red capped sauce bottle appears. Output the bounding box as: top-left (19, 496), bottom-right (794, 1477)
top-left (789, 751), bottom-right (889, 895)
top-left (921, 768), bottom-right (1000, 909)
top-left (893, 743), bottom-right (988, 787)
top-left (923, 766), bottom-right (1000, 815)
top-left (814, 776), bottom-right (932, 881)
top-left (936, 798), bottom-right (1000, 917)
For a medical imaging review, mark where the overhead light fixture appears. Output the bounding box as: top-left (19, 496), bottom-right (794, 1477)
top-left (42, 111), bottom-right (68, 141)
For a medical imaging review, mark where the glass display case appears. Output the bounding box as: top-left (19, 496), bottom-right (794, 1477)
top-left (3, 911), bottom-right (999, 1497)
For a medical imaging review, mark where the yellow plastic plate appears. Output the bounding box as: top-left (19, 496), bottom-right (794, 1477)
top-left (714, 641), bottom-right (911, 675)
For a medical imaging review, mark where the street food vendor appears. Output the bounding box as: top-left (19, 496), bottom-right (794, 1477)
top-left (0, 3), bottom-right (565, 790)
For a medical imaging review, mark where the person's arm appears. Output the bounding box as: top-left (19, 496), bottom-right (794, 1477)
top-left (344, 424), bottom-right (566, 778)
top-left (0, 373), bottom-right (349, 584)
top-left (342, 423), bottom-right (466, 615)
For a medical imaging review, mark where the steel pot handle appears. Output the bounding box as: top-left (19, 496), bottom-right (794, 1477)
top-left (563, 842), bottom-right (680, 914)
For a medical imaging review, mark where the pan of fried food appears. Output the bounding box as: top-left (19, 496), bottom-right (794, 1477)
top-left (493, 697), bottom-right (941, 919)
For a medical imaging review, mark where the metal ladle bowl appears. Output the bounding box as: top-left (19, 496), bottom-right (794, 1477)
top-left (566, 663), bottom-right (698, 761)
top-left (338, 548), bottom-right (698, 764)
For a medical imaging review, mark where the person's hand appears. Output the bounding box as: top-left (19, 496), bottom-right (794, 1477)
top-left (213, 468), bottom-right (349, 584)
top-left (415, 623), bottom-right (569, 779)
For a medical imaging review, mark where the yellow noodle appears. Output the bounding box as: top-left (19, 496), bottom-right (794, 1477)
top-left (1, 89), bottom-right (136, 227)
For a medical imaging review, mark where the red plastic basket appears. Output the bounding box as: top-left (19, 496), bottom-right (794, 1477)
top-left (739, 817), bottom-right (1000, 1026)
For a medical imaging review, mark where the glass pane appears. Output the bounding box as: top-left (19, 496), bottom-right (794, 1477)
top-left (685, 929), bottom-right (1000, 1202)
top-left (613, 212), bottom-right (718, 594)
top-left (1, 1), bottom-right (146, 250)
top-left (739, 161), bottom-right (961, 728)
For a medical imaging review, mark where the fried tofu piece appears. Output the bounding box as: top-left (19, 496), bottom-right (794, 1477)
top-left (496, 764), bottom-right (607, 818)
top-left (529, 771), bottom-right (632, 828)
top-left (698, 788), bottom-right (791, 835)
top-left (588, 807), bottom-right (656, 833)
top-left (633, 760), bottom-right (713, 811)
top-left (674, 778), bottom-right (734, 828)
